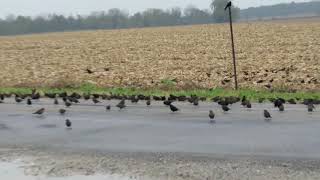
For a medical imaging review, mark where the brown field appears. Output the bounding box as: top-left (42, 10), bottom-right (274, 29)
top-left (0, 20), bottom-right (319, 91)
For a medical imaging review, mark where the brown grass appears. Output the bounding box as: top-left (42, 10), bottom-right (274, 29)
top-left (0, 20), bottom-right (319, 91)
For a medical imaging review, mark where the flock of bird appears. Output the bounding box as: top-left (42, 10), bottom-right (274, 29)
top-left (0, 89), bottom-right (318, 128)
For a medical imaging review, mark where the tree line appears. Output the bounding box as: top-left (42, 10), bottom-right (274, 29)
top-left (0, 0), bottom-right (239, 36)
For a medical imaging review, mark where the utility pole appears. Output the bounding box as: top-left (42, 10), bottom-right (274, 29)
top-left (225, 1), bottom-right (238, 90)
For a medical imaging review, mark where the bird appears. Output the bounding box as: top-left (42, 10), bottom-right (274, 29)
top-left (224, 1), bottom-right (232, 11)
top-left (54, 98), bottom-right (59, 105)
top-left (106, 105), bottom-right (111, 110)
top-left (116, 100), bottom-right (126, 110)
top-left (0, 94), bottom-right (4, 101)
top-left (222, 105), bottom-right (230, 112)
top-left (27, 98), bottom-right (32, 105)
top-left (246, 101), bottom-right (252, 108)
top-left (15, 96), bottom-right (23, 103)
top-left (278, 104), bottom-right (285, 112)
top-left (65, 119), bottom-right (72, 128)
top-left (308, 103), bottom-right (315, 112)
top-left (33, 108), bottom-right (45, 115)
top-left (209, 110), bottom-right (215, 124)
top-left (264, 110), bottom-right (272, 120)
top-left (65, 101), bottom-right (72, 107)
top-left (92, 98), bottom-right (101, 104)
top-left (163, 100), bottom-right (172, 106)
top-left (59, 109), bottom-right (66, 115)
top-left (146, 100), bottom-right (151, 106)
top-left (193, 98), bottom-right (199, 106)
top-left (169, 104), bottom-right (179, 112)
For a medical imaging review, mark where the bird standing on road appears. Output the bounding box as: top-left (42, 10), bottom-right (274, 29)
top-left (65, 101), bottom-right (72, 107)
top-left (27, 98), bottom-right (32, 105)
top-left (65, 119), bottom-right (72, 128)
top-left (33, 108), bottom-right (45, 115)
top-left (278, 104), bottom-right (285, 112)
top-left (163, 100), bottom-right (172, 106)
top-left (92, 97), bottom-right (101, 104)
top-left (15, 96), bottom-right (22, 103)
top-left (209, 110), bottom-right (215, 124)
top-left (106, 105), bottom-right (111, 110)
top-left (222, 105), bottom-right (230, 112)
top-left (146, 100), bottom-right (151, 106)
top-left (169, 104), bottom-right (179, 112)
top-left (59, 109), bottom-right (66, 115)
top-left (308, 103), bottom-right (315, 112)
top-left (116, 99), bottom-right (126, 110)
top-left (264, 110), bottom-right (272, 121)
top-left (54, 98), bottom-right (59, 105)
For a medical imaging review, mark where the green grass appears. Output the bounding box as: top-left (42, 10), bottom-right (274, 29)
top-left (0, 83), bottom-right (319, 101)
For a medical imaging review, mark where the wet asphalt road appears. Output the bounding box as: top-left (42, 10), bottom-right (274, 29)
top-left (0, 98), bottom-right (319, 160)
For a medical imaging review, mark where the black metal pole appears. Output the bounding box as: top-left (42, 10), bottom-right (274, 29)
top-left (228, 6), bottom-right (238, 90)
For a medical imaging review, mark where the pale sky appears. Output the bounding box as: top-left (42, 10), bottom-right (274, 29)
top-left (0, 0), bottom-right (311, 18)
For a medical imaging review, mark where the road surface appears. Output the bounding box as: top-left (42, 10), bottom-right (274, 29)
top-left (0, 98), bottom-right (319, 160)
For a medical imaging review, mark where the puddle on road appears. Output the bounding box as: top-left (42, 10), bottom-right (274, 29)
top-left (0, 161), bottom-right (135, 180)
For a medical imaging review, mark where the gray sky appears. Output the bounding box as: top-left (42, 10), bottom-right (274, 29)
top-left (0, 0), bottom-right (311, 18)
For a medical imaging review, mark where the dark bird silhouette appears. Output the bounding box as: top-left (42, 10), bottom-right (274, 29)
top-left (169, 104), bottom-right (179, 112)
top-left (264, 110), bottom-right (272, 119)
top-left (278, 104), bottom-right (285, 112)
top-left (15, 96), bottom-right (23, 103)
top-left (193, 98), bottom-right (199, 106)
top-left (163, 100), bottom-right (172, 106)
top-left (116, 100), bottom-right (126, 110)
top-left (92, 98), bottom-right (101, 104)
top-left (308, 103), bottom-right (315, 112)
top-left (54, 98), bottom-right (59, 105)
top-left (222, 105), bottom-right (230, 112)
top-left (224, 1), bottom-right (232, 11)
top-left (0, 94), bottom-right (4, 101)
top-left (106, 105), bottom-right (111, 110)
top-left (59, 109), bottom-right (66, 115)
top-left (209, 110), bottom-right (215, 124)
top-left (274, 99), bottom-right (283, 108)
top-left (65, 101), bottom-right (72, 107)
top-left (27, 98), bottom-right (32, 105)
top-left (65, 119), bottom-right (72, 128)
top-left (146, 100), bottom-right (151, 106)
top-left (246, 101), bottom-right (252, 108)
top-left (86, 68), bottom-right (94, 74)
top-left (33, 108), bottom-right (45, 115)
top-left (83, 94), bottom-right (91, 100)
top-left (31, 92), bottom-right (40, 100)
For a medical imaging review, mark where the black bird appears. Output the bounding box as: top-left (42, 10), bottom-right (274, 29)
top-left (59, 109), bottom-right (66, 115)
top-left (278, 104), bottom-right (285, 112)
top-left (209, 110), bottom-right (215, 124)
top-left (169, 104), bottom-right (179, 112)
top-left (15, 96), bottom-right (23, 103)
top-left (193, 98), bottom-right (199, 106)
top-left (241, 96), bottom-right (247, 105)
top-left (264, 110), bottom-right (272, 119)
top-left (92, 98), bottom-right (101, 104)
top-left (33, 108), bottom-right (45, 115)
top-left (106, 105), bottom-right (111, 110)
top-left (54, 98), bottom-right (59, 105)
top-left (224, 1), bottom-right (232, 11)
top-left (308, 103), bottom-right (315, 112)
top-left (246, 101), bottom-right (252, 109)
top-left (86, 68), bottom-right (94, 74)
top-left (27, 98), bottom-right (32, 105)
top-left (146, 100), bottom-right (151, 106)
top-left (65, 101), bottom-right (72, 107)
top-left (65, 119), bottom-right (72, 128)
top-left (116, 103), bottom-right (126, 110)
top-left (0, 94), bottom-right (4, 101)
top-left (163, 100), bottom-right (172, 106)
top-left (222, 105), bottom-right (230, 112)
top-left (116, 100), bottom-right (126, 110)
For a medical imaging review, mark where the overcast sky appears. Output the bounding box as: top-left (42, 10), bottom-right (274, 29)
top-left (0, 0), bottom-right (311, 18)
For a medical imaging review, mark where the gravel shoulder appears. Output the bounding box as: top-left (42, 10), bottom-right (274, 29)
top-left (1, 146), bottom-right (320, 180)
